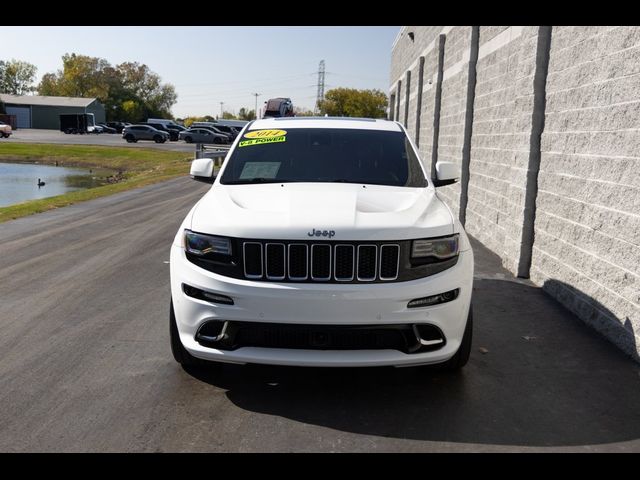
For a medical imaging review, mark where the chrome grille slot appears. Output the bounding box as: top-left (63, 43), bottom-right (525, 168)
top-left (311, 244), bottom-right (331, 281)
top-left (379, 244), bottom-right (400, 280)
top-left (334, 245), bottom-right (355, 281)
top-left (243, 242), bottom-right (263, 279)
top-left (288, 244), bottom-right (308, 280)
top-left (265, 243), bottom-right (285, 280)
top-left (357, 245), bottom-right (377, 281)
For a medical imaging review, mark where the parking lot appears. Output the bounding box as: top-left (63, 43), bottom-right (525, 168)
top-left (0, 177), bottom-right (638, 452)
top-left (2, 128), bottom-right (204, 153)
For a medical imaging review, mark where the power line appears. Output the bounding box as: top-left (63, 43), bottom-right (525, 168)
top-left (178, 85), bottom-right (316, 102)
top-left (173, 72), bottom-right (314, 88)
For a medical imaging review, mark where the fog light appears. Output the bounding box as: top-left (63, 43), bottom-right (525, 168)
top-left (182, 284), bottom-right (234, 305)
top-left (407, 289), bottom-right (459, 308)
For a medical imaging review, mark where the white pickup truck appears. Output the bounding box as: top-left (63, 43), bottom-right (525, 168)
top-left (169, 117), bottom-right (474, 371)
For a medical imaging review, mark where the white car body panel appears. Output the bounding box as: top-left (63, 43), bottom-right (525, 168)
top-left (189, 183), bottom-right (454, 241)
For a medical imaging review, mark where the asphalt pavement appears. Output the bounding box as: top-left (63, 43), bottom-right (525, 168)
top-left (0, 177), bottom-right (639, 452)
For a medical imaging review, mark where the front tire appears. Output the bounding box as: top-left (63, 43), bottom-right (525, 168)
top-left (170, 300), bottom-right (217, 368)
top-left (184, 136), bottom-right (193, 143)
top-left (436, 305), bottom-right (473, 371)
top-left (154, 135), bottom-right (163, 143)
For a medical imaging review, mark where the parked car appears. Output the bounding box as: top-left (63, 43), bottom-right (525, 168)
top-left (97, 123), bottom-right (117, 134)
top-left (169, 117), bottom-right (474, 371)
top-left (0, 121), bottom-right (12, 138)
top-left (207, 124), bottom-right (238, 140)
top-left (191, 123), bottom-right (233, 141)
top-left (215, 119), bottom-right (249, 129)
top-left (179, 128), bottom-right (228, 144)
top-left (122, 125), bottom-right (169, 143)
top-left (140, 122), bottom-right (179, 141)
top-left (106, 121), bottom-right (129, 133)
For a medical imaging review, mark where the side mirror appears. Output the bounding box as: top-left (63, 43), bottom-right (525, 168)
top-left (190, 158), bottom-right (215, 184)
top-left (433, 161), bottom-right (458, 187)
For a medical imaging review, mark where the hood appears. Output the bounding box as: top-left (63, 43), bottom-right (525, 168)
top-left (190, 183), bottom-right (454, 241)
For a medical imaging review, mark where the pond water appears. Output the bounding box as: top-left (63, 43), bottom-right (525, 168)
top-left (0, 162), bottom-right (110, 207)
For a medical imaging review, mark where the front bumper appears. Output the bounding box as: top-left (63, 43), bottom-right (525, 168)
top-left (170, 246), bottom-right (474, 367)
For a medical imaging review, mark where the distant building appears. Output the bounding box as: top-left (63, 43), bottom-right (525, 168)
top-left (0, 94), bottom-right (105, 129)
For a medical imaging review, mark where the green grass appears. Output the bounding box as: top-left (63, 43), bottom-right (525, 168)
top-left (0, 143), bottom-right (192, 223)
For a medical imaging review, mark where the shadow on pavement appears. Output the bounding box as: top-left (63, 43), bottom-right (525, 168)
top-left (186, 237), bottom-right (640, 448)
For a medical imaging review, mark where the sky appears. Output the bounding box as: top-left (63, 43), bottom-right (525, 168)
top-left (1, 26), bottom-right (400, 118)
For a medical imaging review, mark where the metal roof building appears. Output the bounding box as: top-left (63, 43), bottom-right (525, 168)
top-left (0, 94), bottom-right (105, 129)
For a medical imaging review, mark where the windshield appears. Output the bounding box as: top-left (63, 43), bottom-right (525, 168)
top-left (220, 128), bottom-right (427, 187)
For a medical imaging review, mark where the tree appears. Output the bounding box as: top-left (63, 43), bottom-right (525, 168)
top-left (183, 116), bottom-right (207, 127)
top-left (238, 107), bottom-right (255, 121)
top-left (0, 59), bottom-right (38, 95)
top-left (114, 62), bottom-right (177, 121)
top-left (293, 106), bottom-right (315, 117)
top-left (222, 111), bottom-right (237, 120)
top-left (317, 88), bottom-right (388, 118)
top-left (37, 54), bottom-right (177, 123)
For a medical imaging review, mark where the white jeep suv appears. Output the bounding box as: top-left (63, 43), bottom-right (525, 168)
top-left (170, 117), bottom-right (474, 370)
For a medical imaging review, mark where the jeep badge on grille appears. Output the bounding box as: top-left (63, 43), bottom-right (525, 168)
top-left (307, 229), bottom-right (336, 238)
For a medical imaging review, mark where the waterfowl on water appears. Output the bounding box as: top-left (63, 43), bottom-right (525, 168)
top-left (37, 178), bottom-right (45, 187)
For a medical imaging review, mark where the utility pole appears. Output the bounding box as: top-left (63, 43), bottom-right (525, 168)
top-left (252, 93), bottom-right (260, 119)
top-left (219, 102), bottom-right (224, 119)
top-left (315, 60), bottom-right (325, 114)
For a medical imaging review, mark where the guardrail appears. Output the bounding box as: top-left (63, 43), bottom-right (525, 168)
top-left (194, 143), bottom-right (230, 167)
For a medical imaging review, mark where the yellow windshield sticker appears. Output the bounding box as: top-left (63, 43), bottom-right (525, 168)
top-left (244, 129), bottom-right (287, 139)
top-left (238, 136), bottom-right (286, 147)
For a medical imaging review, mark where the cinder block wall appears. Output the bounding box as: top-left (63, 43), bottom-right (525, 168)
top-left (435, 26), bottom-right (473, 219)
top-left (467, 26), bottom-right (539, 274)
top-left (531, 26), bottom-right (640, 358)
top-left (390, 26), bottom-right (640, 361)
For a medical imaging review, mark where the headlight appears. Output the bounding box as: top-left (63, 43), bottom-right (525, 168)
top-left (411, 234), bottom-right (459, 260)
top-left (184, 230), bottom-right (232, 256)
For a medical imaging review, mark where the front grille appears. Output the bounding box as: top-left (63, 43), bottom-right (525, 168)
top-left (195, 321), bottom-right (446, 354)
top-left (186, 236), bottom-right (459, 283)
top-left (242, 241), bottom-right (400, 283)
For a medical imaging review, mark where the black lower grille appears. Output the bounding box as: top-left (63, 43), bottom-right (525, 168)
top-left (195, 321), bottom-right (445, 354)
top-left (236, 324), bottom-right (408, 350)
